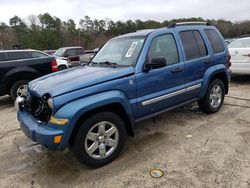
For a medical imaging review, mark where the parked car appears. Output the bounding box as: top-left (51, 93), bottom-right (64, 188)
top-left (54, 47), bottom-right (84, 67)
top-left (0, 50), bottom-right (59, 99)
top-left (31, 50), bottom-right (69, 70)
top-left (80, 48), bottom-right (99, 64)
top-left (228, 37), bottom-right (250, 75)
top-left (16, 22), bottom-right (231, 167)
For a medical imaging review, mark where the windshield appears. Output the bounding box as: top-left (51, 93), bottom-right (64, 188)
top-left (54, 48), bottom-right (65, 56)
top-left (228, 38), bottom-right (250, 48)
top-left (91, 37), bottom-right (145, 66)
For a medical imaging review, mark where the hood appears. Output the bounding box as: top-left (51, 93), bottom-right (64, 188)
top-left (29, 66), bottom-right (135, 97)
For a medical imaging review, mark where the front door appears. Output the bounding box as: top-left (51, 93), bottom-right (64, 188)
top-left (136, 33), bottom-right (186, 118)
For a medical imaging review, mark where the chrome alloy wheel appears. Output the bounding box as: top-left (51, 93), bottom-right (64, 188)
top-left (84, 121), bottom-right (119, 159)
top-left (209, 84), bottom-right (222, 108)
top-left (16, 84), bottom-right (28, 97)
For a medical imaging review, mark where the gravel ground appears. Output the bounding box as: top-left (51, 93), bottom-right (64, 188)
top-left (0, 76), bottom-right (250, 188)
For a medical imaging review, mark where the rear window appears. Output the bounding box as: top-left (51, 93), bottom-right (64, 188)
top-left (180, 30), bottom-right (208, 60)
top-left (205, 29), bottom-right (225, 53)
top-left (6, 51), bottom-right (31, 61)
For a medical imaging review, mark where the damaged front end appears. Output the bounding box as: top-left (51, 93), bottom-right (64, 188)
top-left (15, 93), bottom-right (52, 123)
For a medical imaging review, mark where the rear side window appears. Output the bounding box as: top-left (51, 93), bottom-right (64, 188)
top-left (0, 52), bottom-right (6, 61)
top-left (66, 49), bottom-right (76, 56)
top-left (76, 49), bottom-right (84, 55)
top-left (31, 51), bottom-right (48, 58)
top-left (180, 30), bottom-right (208, 60)
top-left (204, 29), bottom-right (225, 53)
top-left (193, 31), bottom-right (207, 57)
top-left (6, 51), bottom-right (30, 61)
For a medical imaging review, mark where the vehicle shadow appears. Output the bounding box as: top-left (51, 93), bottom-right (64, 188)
top-left (10, 104), bottom-right (202, 187)
top-left (231, 75), bottom-right (250, 84)
top-left (0, 95), bottom-right (13, 107)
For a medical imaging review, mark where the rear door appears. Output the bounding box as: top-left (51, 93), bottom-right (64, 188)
top-left (136, 33), bottom-right (186, 118)
top-left (178, 30), bottom-right (209, 100)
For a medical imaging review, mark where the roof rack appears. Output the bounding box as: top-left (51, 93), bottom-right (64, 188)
top-left (168, 22), bottom-right (211, 28)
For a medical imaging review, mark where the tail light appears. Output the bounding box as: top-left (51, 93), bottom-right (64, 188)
top-left (227, 54), bottom-right (231, 68)
top-left (51, 59), bottom-right (58, 72)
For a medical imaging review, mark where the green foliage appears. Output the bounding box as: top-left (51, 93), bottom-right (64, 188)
top-left (0, 13), bottom-right (250, 50)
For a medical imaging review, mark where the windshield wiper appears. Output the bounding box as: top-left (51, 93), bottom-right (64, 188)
top-left (99, 61), bottom-right (117, 68)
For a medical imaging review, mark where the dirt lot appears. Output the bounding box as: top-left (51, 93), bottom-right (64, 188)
top-left (0, 77), bottom-right (250, 188)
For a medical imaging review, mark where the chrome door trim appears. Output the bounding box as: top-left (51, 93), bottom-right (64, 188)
top-left (142, 83), bottom-right (202, 106)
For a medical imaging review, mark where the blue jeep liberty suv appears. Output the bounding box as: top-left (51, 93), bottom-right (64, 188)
top-left (16, 22), bottom-right (232, 167)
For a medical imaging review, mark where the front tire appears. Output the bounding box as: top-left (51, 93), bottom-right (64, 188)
top-left (72, 112), bottom-right (126, 167)
top-left (198, 79), bottom-right (225, 114)
top-left (10, 80), bottom-right (29, 100)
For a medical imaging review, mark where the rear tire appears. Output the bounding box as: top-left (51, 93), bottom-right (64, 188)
top-left (198, 79), bottom-right (225, 114)
top-left (10, 80), bottom-right (29, 100)
top-left (72, 112), bottom-right (126, 168)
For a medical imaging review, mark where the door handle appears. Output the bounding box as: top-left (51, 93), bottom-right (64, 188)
top-left (204, 59), bottom-right (212, 64)
top-left (171, 67), bottom-right (183, 73)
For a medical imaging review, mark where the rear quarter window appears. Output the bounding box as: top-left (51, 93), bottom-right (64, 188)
top-left (204, 29), bottom-right (225, 53)
top-left (31, 51), bottom-right (48, 58)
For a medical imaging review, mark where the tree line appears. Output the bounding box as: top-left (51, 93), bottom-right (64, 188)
top-left (0, 13), bottom-right (250, 50)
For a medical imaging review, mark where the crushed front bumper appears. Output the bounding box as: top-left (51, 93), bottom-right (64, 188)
top-left (17, 111), bottom-right (64, 150)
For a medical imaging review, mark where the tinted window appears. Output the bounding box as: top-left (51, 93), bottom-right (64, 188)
top-left (193, 31), bottom-right (208, 57)
top-left (180, 31), bottom-right (207, 60)
top-left (148, 34), bottom-right (179, 65)
top-left (76, 49), bottom-right (84, 55)
top-left (205, 29), bottom-right (225, 53)
top-left (31, 51), bottom-right (48, 58)
top-left (0, 52), bottom-right (6, 61)
top-left (6, 51), bottom-right (30, 61)
top-left (66, 49), bottom-right (76, 56)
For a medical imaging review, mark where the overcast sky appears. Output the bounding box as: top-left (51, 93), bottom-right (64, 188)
top-left (0, 0), bottom-right (249, 25)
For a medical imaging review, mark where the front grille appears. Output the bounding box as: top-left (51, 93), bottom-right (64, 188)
top-left (28, 94), bottom-right (52, 123)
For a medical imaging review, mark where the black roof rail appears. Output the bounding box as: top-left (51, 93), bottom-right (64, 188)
top-left (168, 22), bottom-right (211, 28)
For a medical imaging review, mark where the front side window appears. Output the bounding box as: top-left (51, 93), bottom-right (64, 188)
top-left (148, 34), bottom-right (179, 65)
top-left (205, 29), bottom-right (225, 53)
top-left (92, 37), bottom-right (145, 66)
top-left (6, 52), bottom-right (30, 61)
top-left (180, 30), bottom-right (208, 60)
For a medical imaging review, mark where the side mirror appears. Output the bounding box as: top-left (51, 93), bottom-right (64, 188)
top-left (144, 57), bottom-right (167, 71)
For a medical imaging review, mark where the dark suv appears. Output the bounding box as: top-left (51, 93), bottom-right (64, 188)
top-left (0, 50), bottom-right (58, 99)
top-left (17, 22), bottom-right (231, 167)
top-left (54, 47), bottom-right (84, 67)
